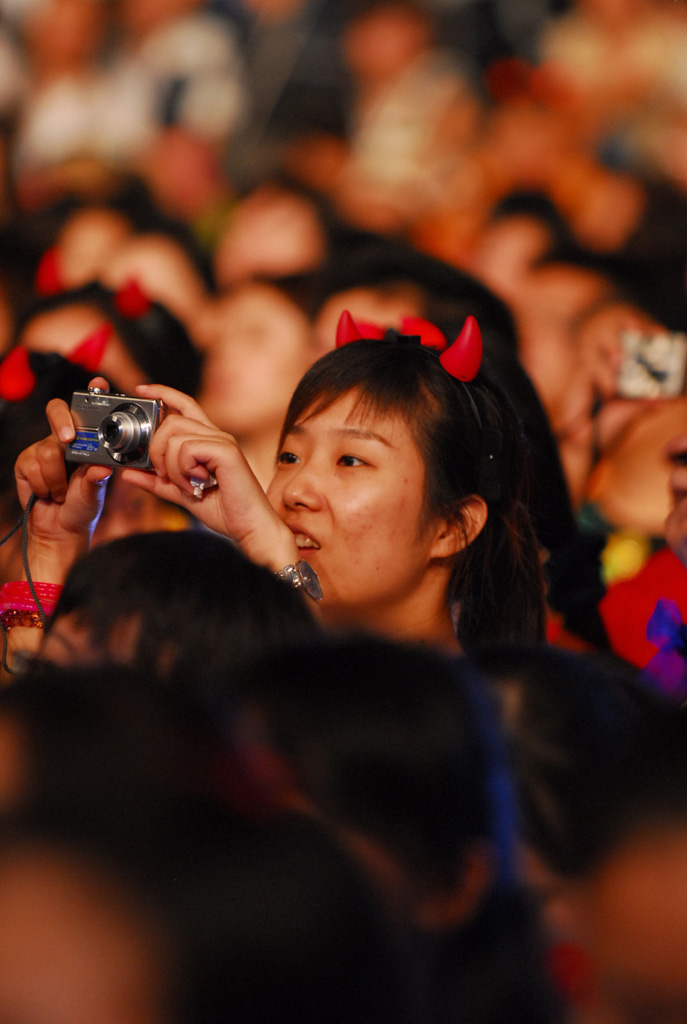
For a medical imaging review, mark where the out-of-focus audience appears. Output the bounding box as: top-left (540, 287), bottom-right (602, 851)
top-left (2, 1), bottom-right (687, 1022)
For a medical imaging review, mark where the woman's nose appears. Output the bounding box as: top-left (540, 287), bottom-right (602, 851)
top-left (280, 462), bottom-right (324, 510)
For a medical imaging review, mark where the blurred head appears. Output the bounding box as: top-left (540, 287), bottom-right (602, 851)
top-left (15, 281), bottom-right (202, 395)
top-left (213, 183), bottom-right (328, 288)
top-left (574, 713), bottom-right (687, 1024)
top-left (515, 260), bottom-right (616, 414)
top-left (53, 206), bottom-right (133, 289)
top-left (235, 635), bottom-right (514, 927)
top-left (474, 645), bottom-right (665, 880)
top-left (0, 836), bottom-right (171, 1024)
top-left (41, 530), bottom-right (319, 694)
top-left (469, 192), bottom-right (572, 306)
top-left (23, 0), bottom-right (106, 74)
top-left (343, 2), bottom-right (432, 86)
top-left (0, 664), bottom-right (420, 1024)
top-left (97, 233), bottom-right (209, 330)
top-left (197, 281), bottom-right (319, 441)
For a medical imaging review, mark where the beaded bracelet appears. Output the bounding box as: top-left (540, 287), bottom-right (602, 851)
top-left (0, 609), bottom-right (46, 631)
top-left (0, 581), bottom-right (63, 630)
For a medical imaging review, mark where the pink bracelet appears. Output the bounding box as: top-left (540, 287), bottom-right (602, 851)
top-left (0, 581), bottom-right (63, 618)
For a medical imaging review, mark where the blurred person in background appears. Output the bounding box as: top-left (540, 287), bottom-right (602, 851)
top-left (196, 280), bottom-right (324, 489)
top-left (333, 0), bottom-right (482, 235)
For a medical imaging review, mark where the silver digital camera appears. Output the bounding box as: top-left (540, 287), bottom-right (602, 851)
top-left (65, 387), bottom-right (164, 471)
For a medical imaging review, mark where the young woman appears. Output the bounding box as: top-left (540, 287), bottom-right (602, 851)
top-left (10, 314), bottom-right (544, 657)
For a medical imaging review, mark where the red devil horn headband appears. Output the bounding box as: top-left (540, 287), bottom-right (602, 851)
top-left (335, 310), bottom-right (482, 381)
top-left (67, 323), bottom-right (113, 371)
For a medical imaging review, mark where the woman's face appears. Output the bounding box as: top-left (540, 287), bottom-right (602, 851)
top-left (198, 284), bottom-right (316, 440)
top-left (266, 391), bottom-right (450, 629)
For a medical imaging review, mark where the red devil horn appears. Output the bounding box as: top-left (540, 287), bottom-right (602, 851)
top-left (0, 347), bottom-right (37, 401)
top-left (114, 278), bottom-right (151, 317)
top-left (335, 310), bottom-right (365, 348)
top-left (439, 315), bottom-right (482, 381)
top-left (35, 247), bottom-right (64, 296)
top-left (400, 316), bottom-right (447, 352)
top-left (68, 323), bottom-right (113, 371)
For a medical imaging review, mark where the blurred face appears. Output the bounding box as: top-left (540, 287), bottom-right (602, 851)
top-left (213, 187), bottom-right (327, 287)
top-left (0, 845), bottom-right (168, 1024)
top-left (469, 216), bottom-right (552, 304)
top-left (344, 5), bottom-right (430, 84)
top-left (57, 208), bottom-right (132, 289)
top-left (198, 284), bottom-right (316, 440)
top-left (266, 391), bottom-right (450, 629)
top-left (20, 304), bottom-right (146, 394)
top-left (515, 264), bottom-right (612, 413)
top-left (25, 0), bottom-right (105, 70)
top-left (580, 828), bottom-right (687, 1024)
top-left (98, 235), bottom-right (208, 329)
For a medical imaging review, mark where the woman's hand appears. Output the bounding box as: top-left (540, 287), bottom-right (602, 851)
top-left (665, 433), bottom-right (687, 569)
top-left (13, 376), bottom-right (112, 582)
top-left (122, 385), bottom-right (299, 571)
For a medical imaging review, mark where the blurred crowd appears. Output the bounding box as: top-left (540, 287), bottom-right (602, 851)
top-left (1, 1), bottom-right (687, 1023)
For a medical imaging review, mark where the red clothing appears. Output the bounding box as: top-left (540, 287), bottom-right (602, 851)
top-left (600, 547), bottom-right (687, 666)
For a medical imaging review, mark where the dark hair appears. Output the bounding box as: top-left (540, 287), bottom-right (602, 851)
top-left (13, 281), bottom-right (202, 395)
top-left (47, 530), bottom-right (319, 699)
top-left (309, 237), bottom-right (580, 556)
top-left (237, 635), bottom-right (516, 891)
top-left (280, 338), bottom-right (545, 647)
top-left (584, 707), bottom-right (687, 868)
top-left (235, 635), bottom-right (563, 1024)
top-left (0, 663), bottom-right (420, 1024)
top-left (473, 643), bottom-right (672, 876)
top-left (0, 803), bottom-right (420, 1024)
top-left (490, 190), bottom-right (573, 251)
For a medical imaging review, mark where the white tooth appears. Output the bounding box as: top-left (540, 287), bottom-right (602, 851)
top-left (296, 534), bottom-right (320, 549)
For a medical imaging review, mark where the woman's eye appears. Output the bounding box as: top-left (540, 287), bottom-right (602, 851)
top-left (338, 454), bottom-right (366, 467)
top-left (277, 450), bottom-right (299, 465)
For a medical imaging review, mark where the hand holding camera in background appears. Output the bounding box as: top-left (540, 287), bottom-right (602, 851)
top-left (617, 328), bottom-right (687, 400)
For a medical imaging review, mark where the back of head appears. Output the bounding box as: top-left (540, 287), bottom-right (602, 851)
top-left (473, 643), bottom-right (671, 876)
top-left (235, 635), bottom-right (562, 1024)
top-left (236, 634), bottom-right (515, 894)
top-left (0, 772), bottom-right (420, 1024)
top-left (13, 282), bottom-right (202, 395)
top-left (45, 530), bottom-right (319, 697)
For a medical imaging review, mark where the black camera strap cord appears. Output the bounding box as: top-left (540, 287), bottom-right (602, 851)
top-left (0, 494), bottom-right (46, 675)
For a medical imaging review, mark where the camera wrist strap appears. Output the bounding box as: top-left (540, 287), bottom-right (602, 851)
top-left (0, 494), bottom-right (46, 674)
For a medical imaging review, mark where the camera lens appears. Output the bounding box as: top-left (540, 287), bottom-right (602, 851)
top-left (102, 420), bottom-right (122, 445)
top-left (100, 411), bottom-right (140, 454)
top-left (97, 401), bottom-right (155, 466)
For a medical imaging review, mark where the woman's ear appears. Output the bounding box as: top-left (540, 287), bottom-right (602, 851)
top-left (429, 495), bottom-right (488, 559)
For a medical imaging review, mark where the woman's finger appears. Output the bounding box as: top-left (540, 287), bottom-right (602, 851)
top-left (45, 397), bottom-right (76, 444)
top-left (135, 383), bottom-right (214, 426)
top-left (147, 415), bottom-right (234, 482)
top-left (15, 438), bottom-right (69, 503)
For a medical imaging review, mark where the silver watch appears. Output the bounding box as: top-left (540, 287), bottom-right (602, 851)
top-left (275, 560), bottom-right (323, 601)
